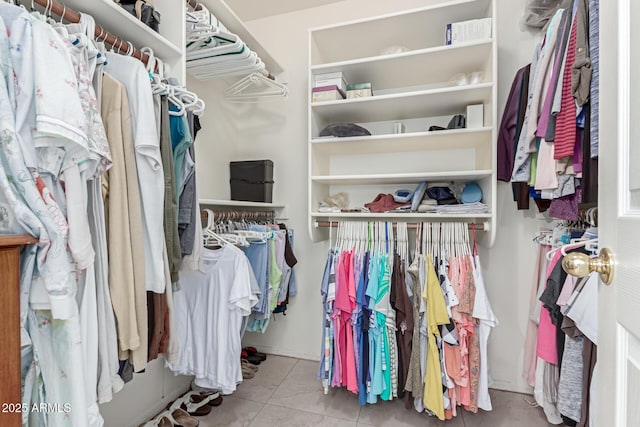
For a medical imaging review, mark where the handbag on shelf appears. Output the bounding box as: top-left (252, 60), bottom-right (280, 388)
top-left (115, 0), bottom-right (161, 33)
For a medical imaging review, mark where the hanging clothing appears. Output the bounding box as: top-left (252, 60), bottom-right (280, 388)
top-left (422, 256), bottom-right (449, 420)
top-left (105, 53), bottom-right (165, 294)
top-left (168, 245), bottom-right (257, 394)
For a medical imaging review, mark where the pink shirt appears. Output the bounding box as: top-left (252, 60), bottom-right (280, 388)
top-left (536, 252), bottom-right (562, 364)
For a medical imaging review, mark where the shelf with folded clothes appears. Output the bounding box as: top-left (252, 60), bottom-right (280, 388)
top-left (310, 83), bottom-right (493, 124)
top-left (309, 176), bottom-right (494, 237)
top-left (310, 178), bottom-right (491, 214)
top-left (311, 39), bottom-right (493, 95)
top-left (309, 0), bottom-right (492, 66)
top-left (63, 0), bottom-right (184, 75)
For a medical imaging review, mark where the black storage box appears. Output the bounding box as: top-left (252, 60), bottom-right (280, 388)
top-left (230, 160), bottom-right (274, 203)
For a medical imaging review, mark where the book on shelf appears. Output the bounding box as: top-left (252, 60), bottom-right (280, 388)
top-left (445, 18), bottom-right (492, 45)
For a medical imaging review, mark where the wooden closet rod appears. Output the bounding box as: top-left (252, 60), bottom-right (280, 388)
top-left (200, 210), bottom-right (277, 222)
top-left (30, 0), bottom-right (152, 66)
top-left (314, 220), bottom-right (488, 231)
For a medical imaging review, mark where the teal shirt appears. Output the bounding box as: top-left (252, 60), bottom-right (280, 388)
top-left (169, 105), bottom-right (193, 198)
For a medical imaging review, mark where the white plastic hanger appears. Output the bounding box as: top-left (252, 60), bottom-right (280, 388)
top-left (225, 72), bottom-right (288, 103)
top-left (546, 238), bottom-right (599, 260)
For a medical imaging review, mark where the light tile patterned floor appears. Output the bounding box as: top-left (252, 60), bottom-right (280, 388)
top-left (196, 356), bottom-right (553, 427)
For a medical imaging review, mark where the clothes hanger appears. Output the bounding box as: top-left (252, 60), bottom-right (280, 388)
top-left (545, 238), bottom-right (599, 261)
top-left (225, 72), bottom-right (288, 103)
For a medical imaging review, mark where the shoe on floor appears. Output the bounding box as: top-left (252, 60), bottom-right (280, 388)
top-left (242, 359), bottom-right (259, 372)
top-left (243, 347), bottom-right (268, 361)
top-left (242, 364), bottom-right (256, 379)
top-left (170, 408), bottom-right (199, 427)
top-left (191, 392), bottom-right (223, 407)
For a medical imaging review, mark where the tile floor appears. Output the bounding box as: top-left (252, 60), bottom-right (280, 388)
top-left (192, 356), bottom-right (553, 427)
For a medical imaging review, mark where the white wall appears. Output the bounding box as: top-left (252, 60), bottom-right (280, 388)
top-left (102, 2), bottom-right (547, 425)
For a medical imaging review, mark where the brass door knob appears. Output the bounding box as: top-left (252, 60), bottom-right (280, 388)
top-left (562, 248), bottom-right (615, 285)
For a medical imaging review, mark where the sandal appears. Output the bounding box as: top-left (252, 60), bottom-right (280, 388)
top-left (242, 359), bottom-right (259, 372)
top-left (142, 409), bottom-right (198, 427)
top-left (191, 392), bottom-right (224, 407)
top-left (180, 402), bottom-right (211, 416)
top-left (242, 364), bottom-right (256, 379)
top-left (170, 408), bottom-right (199, 427)
top-left (169, 392), bottom-right (212, 418)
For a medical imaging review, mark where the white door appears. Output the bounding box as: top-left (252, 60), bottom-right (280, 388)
top-left (597, 0), bottom-right (640, 425)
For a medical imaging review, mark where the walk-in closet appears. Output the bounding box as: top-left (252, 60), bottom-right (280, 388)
top-left (1, 0), bottom-right (636, 426)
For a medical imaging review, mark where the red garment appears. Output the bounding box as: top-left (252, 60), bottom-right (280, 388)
top-left (554, 14), bottom-right (578, 160)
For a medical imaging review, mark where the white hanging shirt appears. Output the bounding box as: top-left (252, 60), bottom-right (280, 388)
top-left (472, 255), bottom-right (499, 412)
top-left (105, 53), bottom-right (165, 292)
top-left (168, 245), bottom-right (257, 394)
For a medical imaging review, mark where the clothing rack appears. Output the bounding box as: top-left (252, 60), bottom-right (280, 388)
top-left (200, 209), bottom-right (277, 222)
top-left (29, 0), bottom-right (153, 66)
top-left (314, 220), bottom-right (489, 231)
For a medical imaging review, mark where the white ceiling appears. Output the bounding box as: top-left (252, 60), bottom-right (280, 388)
top-left (225, 0), bottom-right (346, 21)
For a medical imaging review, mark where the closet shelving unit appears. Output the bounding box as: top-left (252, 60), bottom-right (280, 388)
top-left (308, 0), bottom-right (497, 246)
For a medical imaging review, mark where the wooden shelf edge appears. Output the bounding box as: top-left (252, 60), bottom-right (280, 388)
top-left (0, 234), bottom-right (38, 247)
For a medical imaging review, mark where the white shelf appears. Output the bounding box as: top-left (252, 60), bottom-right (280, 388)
top-left (311, 128), bottom-right (492, 155)
top-left (311, 83), bottom-right (493, 124)
top-left (308, 0), bottom-right (497, 245)
top-left (198, 0), bottom-right (284, 74)
top-left (311, 40), bottom-right (493, 92)
top-left (199, 199), bottom-right (285, 209)
top-left (311, 170), bottom-right (493, 185)
top-left (311, 212), bottom-right (492, 219)
top-left (63, 0), bottom-right (182, 63)
top-left (310, 0), bottom-right (492, 65)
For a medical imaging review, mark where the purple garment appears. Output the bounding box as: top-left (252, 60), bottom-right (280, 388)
top-left (331, 253), bottom-right (343, 388)
top-left (497, 65), bottom-right (530, 181)
top-left (550, 187), bottom-right (582, 220)
top-left (351, 253), bottom-right (363, 392)
top-left (573, 131), bottom-right (583, 175)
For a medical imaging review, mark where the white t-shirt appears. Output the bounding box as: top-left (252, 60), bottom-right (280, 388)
top-left (472, 255), bottom-right (499, 412)
top-left (105, 53), bottom-right (165, 292)
top-left (168, 245), bottom-right (257, 394)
